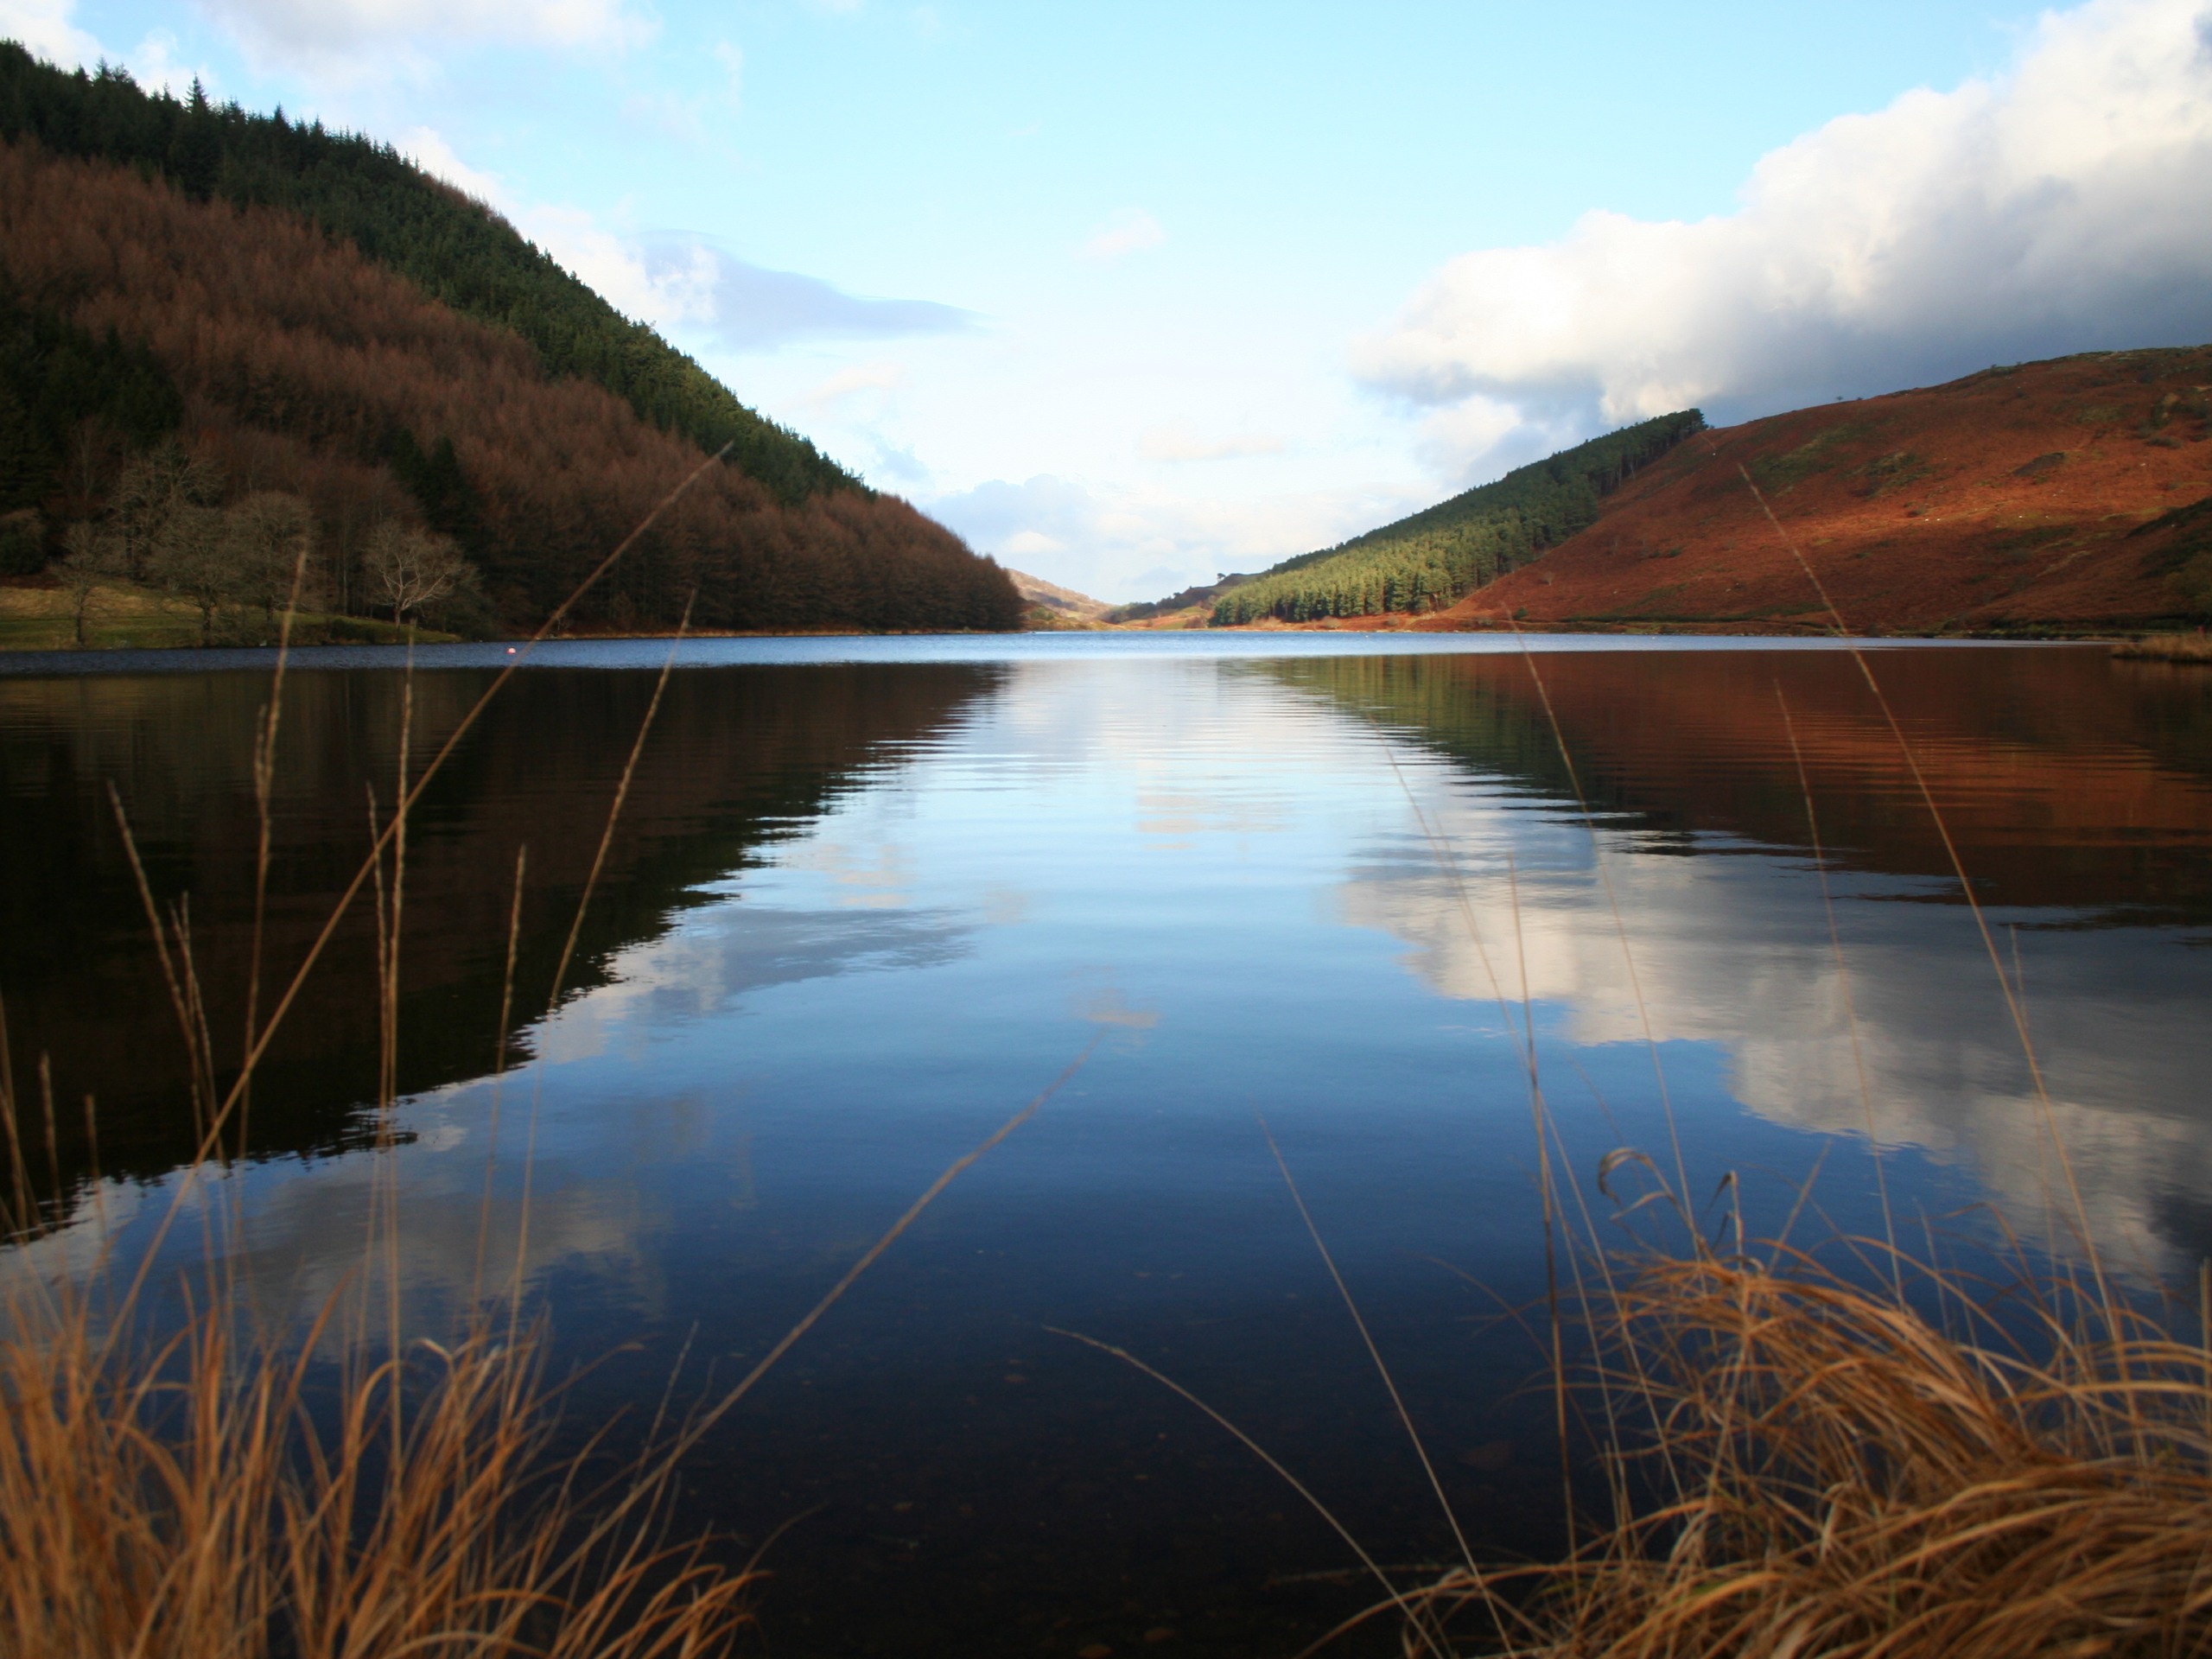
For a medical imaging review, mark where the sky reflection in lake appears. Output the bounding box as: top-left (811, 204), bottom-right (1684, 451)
top-left (5, 640), bottom-right (2208, 1656)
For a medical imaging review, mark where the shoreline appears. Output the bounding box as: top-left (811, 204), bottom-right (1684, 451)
top-left (10, 576), bottom-right (2193, 657)
top-left (0, 620), bottom-right (2163, 657)
top-left (4, 582), bottom-right (2190, 658)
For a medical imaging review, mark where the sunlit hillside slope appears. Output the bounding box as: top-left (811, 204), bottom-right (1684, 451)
top-left (1415, 346), bottom-right (2212, 635)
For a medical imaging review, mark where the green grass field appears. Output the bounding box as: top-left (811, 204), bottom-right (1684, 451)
top-left (0, 580), bottom-right (455, 651)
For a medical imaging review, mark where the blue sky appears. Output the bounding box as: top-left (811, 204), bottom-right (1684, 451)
top-left (12, 0), bottom-right (2212, 599)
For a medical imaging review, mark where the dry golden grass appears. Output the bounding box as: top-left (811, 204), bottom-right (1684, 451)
top-left (1384, 483), bottom-right (2212, 1656)
top-left (0, 1280), bottom-right (755, 1659)
top-left (2112, 634), bottom-right (2212, 664)
top-left (0, 461), bottom-right (1084, 1658)
top-left (0, 541), bottom-right (758, 1656)
top-left (0, 480), bottom-right (759, 1658)
top-left (1408, 1242), bottom-right (2212, 1658)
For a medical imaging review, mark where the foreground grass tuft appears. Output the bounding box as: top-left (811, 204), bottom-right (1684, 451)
top-left (1421, 1247), bottom-right (2212, 1657)
top-left (0, 1275), bottom-right (755, 1659)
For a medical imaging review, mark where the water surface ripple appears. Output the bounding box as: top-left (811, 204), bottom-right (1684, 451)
top-left (3, 636), bottom-right (2206, 1656)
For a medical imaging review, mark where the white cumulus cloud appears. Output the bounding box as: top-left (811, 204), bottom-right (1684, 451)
top-left (403, 126), bottom-right (511, 207)
top-left (120, 30), bottom-right (216, 98)
top-left (1356, 0), bottom-right (2212, 478)
top-left (0, 8), bottom-right (217, 101)
top-left (0, 0), bottom-right (99, 67)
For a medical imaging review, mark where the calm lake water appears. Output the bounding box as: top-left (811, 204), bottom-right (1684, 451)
top-left (4, 634), bottom-right (2210, 1656)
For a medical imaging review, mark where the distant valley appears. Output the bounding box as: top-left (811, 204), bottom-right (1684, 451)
top-left (1006, 568), bottom-right (1116, 628)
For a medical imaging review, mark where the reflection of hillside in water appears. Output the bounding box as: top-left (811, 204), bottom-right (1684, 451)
top-left (1263, 648), bottom-right (2212, 922)
top-left (0, 663), bottom-right (1001, 1194)
top-left (1262, 650), bottom-right (2212, 1270)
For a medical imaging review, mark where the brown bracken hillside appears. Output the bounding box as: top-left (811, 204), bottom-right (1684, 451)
top-left (1413, 346), bottom-right (2212, 635)
top-left (0, 139), bottom-right (1020, 633)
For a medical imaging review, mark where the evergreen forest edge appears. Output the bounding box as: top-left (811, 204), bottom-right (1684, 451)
top-left (1201, 410), bottom-right (1706, 626)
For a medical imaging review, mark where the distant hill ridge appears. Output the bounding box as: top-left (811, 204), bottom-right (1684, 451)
top-left (1211, 410), bottom-right (1704, 624)
top-left (1006, 568), bottom-right (1113, 626)
top-left (0, 43), bottom-right (848, 506)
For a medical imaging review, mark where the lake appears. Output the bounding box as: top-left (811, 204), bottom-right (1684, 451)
top-left (4, 633), bottom-right (2210, 1656)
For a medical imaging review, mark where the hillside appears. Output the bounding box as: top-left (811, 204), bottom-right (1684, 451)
top-left (1414, 347), bottom-right (2212, 636)
top-left (1108, 573), bottom-right (1251, 626)
top-left (0, 47), bottom-right (847, 505)
top-left (1211, 411), bottom-right (1703, 624)
top-left (0, 67), bottom-right (1020, 635)
top-left (1007, 568), bottom-right (1114, 628)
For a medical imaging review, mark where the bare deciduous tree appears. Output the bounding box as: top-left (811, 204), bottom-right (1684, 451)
top-left (56, 522), bottom-right (122, 646)
top-left (226, 491), bottom-right (318, 622)
top-left (111, 442), bottom-right (220, 581)
top-left (150, 501), bottom-right (233, 645)
top-left (363, 522), bottom-right (473, 626)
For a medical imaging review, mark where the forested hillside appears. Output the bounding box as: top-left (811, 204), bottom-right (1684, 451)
top-left (1212, 411), bottom-right (1703, 624)
top-left (0, 44), bottom-right (848, 504)
top-left (0, 48), bottom-right (1020, 637)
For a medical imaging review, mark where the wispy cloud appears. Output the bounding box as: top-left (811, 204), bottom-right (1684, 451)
top-left (1357, 0), bottom-right (2212, 480)
top-left (626, 235), bottom-right (979, 353)
top-left (1077, 208), bottom-right (1165, 262)
top-left (791, 359), bottom-right (906, 409)
top-left (399, 131), bottom-right (975, 353)
top-left (197, 0), bottom-right (657, 79)
top-left (620, 88), bottom-right (715, 145)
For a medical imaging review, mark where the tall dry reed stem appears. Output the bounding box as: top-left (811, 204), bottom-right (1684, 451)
top-left (1386, 461), bottom-right (2212, 1657)
top-left (0, 563), bottom-right (755, 1656)
top-left (0, 1277), bottom-right (755, 1659)
top-left (1414, 1243), bottom-right (2212, 1657)
top-left (1, 459), bottom-right (1066, 1658)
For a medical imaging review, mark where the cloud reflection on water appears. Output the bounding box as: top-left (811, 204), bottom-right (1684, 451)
top-left (1328, 729), bottom-right (2212, 1274)
top-left (14, 646), bottom-right (2209, 1344)
top-left (4, 887), bottom-right (982, 1345)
